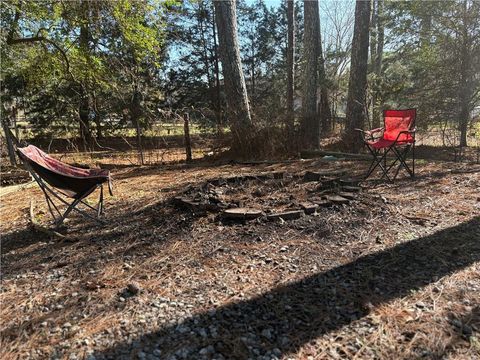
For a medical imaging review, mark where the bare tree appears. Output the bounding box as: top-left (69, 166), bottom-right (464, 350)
top-left (344, 0), bottom-right (371, 152)
top-left (213, 0), bottom-right (253, 154)
top-left (320, 0), bottom-right (354, 129)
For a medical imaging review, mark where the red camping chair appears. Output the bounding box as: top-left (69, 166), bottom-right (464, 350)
top-left (17, 145), bottom-right (113, 227)
top-left (357, 109), bottom-right (416, 181)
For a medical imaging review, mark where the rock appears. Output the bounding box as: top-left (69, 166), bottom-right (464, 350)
top-left (197, 328), bottom-right (208, 338)
top-left (339, 178), bottom-right (361, 187)
top-left (152, 349), bottom-right (162, 356)
top-left (222, 208), bottom-right (264, 220)
top-left (272, 348), bottom-right (282, 357)
top-left (312, 199), bottom-right (332, 207)
top-left (338, 192), bottom-right (356, 200)
top-left (267, 210), bottom-right (304, 221)
top-left (303, 171), bottom-right (321, 182)
top-left (451, 318), bottom-right (462, 328)
top-left (341, 186), bottom-right (362, 192)
top-left (324, 195), bottom-right (349, 204)
top-left (127, 282), bottom-right (142, 295)
top-left (300, 202), bottom-right (318, 214)
top-left (199, 345), bottom-right (215, 355)
top-left (462, 324), bottom-right (473, 336)
top-left (261, 328), bottom-right (273, 339)
top-left (304, 170), bottom-right (346, 182)
top-left (318, 177), bottom-right (339, 190)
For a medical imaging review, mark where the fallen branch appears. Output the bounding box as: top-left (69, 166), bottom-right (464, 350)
top-left (300, 149), bottom-right (371, 160)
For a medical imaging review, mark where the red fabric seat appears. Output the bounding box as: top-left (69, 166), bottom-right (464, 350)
top-left (367, 137), bottom-right (414, 149)
top-left (18, 145), bottom-right (111, 198)
top-left (17, 145), bottom-right (112, 227)
top-left (358, 109), bottom-right (416, 181)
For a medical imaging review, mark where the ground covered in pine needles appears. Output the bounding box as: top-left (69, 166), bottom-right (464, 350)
top-left (1, 157), bottom-right (479, 360)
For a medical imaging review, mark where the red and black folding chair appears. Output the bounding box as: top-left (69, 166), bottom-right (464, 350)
top-left (17, 145), bottom-right (113, 227)
top-left (357, 109), bottom-right (416, 181)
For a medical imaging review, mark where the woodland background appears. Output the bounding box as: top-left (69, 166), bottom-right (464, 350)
top-left (1, 0), bottom-right (479, 163)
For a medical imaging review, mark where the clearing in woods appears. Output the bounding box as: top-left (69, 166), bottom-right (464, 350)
top-left (1, 158), bottom-right (479, 359)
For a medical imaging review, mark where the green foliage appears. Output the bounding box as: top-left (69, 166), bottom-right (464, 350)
top-left (381, 0), bottom-right (480, 136)
top-left (1, 0), bottom-right (178, 139)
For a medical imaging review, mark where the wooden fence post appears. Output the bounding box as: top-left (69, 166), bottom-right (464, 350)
top-left (184, 113), bottom-right (192, 163)
top-left (1, 106), bottom-right (17, 166)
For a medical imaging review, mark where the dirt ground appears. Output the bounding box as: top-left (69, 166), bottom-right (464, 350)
top-left (1, 156), bottom-right (479, 360)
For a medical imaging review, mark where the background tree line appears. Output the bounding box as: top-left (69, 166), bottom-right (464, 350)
top-left (1, 0), bottom-right (479, 160)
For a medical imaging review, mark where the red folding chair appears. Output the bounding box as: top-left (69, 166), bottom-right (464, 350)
top-left (357, 109), bottom-right (416, 181)
top-left (17, 145), bottom-right (113, 227)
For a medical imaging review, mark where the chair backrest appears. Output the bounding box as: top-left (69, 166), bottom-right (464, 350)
top-left (383, 109), bottom-right (416, 142)
top-left (18, 145), bottom-right (110, 197)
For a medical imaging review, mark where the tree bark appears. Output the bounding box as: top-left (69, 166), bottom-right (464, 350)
top-left (286, 0), bottom-right (295, 137)
top-left (211, 6), bottom-right (223, 132)
top-left (302, 0), bottom-right (320, 149)
top-left (184, 113), bottom-right (192, 163)
top-left (1, 105), bottom-right (17, 166)
top-left (318, 10), bottom-right (332, 134)
top-left (458, 0), bottom-right (473, 147)
top-left (344, 0), bottom-right (371, 152)
top-left (370, 0), bottom-right (377, 66)
top-left (131, 85), bottom-right (144, 165)
top-left (213, 0), bottom-right (253, 154)
top-left (78, 0), bottom-right (92, 151)
top-left (372, 0), bottom-right (384, 128)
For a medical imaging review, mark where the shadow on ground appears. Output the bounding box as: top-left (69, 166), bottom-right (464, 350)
top-left (93, 216), bottom-right (480, 359)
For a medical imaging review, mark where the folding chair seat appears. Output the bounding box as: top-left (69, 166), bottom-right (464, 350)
top-left (17, 145), bottom-right (113, 227)
top-left (357, 109), bottom-right (416, 181)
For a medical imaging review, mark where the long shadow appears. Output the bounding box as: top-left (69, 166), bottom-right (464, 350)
top-left (94, 216), bottom-right (480, 359)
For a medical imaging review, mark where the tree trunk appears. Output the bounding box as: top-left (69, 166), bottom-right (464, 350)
top-left (458, 0), bottom-right (473, 147)
top-left (286, 0), bottom-right (295, 134)
top-left (301, 0), bottom-right (320, 149)
top-left (318, 11), bottom-right (332, 134)
top-left (372, 0), bottom-right (384, 128)
top-left (1, 105), bottom-right (17, 166)
top-left (198, 2), bottom-right (215, 113)
top-left (131, 86), bottom-right (144, 165)
top-left (343, 0), bottom-right (371, 153)
top-left (184, 113), bottom-right (192, 163)
top-left (213, 0), bottom-right (253, 154)
top-left (211, 6), bottom-right (223, 133)
top-left (370, 0), bottom-right (377, 66)
top-left (78, 0), bottom-right (92, 152)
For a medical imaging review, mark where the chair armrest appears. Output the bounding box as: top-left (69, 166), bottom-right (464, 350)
top-left (355, 127), bottom-right (384, 141)
top-left (394, 129), bottom-right (416, 143)
top-left (367, 127), bottom-right (384, 134)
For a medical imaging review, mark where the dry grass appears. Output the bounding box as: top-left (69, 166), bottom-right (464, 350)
top-left (1, 157), bottom-right (479, 359)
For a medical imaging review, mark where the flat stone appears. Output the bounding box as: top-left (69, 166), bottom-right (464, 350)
top-left (342, 186), bottom-right (362, 192)
top-left (303, 171), bottom-right (321, 182)
top-left (318, 177), bottom-right (340, 189)
top-left (340, 178), bottom-right (361, 187)
top-left (338, 192), bottom-right (356, 200)
top-left (222, 208), bottom-right (264, 220)
top-left (267, 210), bottom-right (304, 221)
top-left (325, 195), bottom-right (349, 204)
top-left (300, 202), bottom-right (318, 214)
top-left (311, 199), bottom-right (332, 207)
